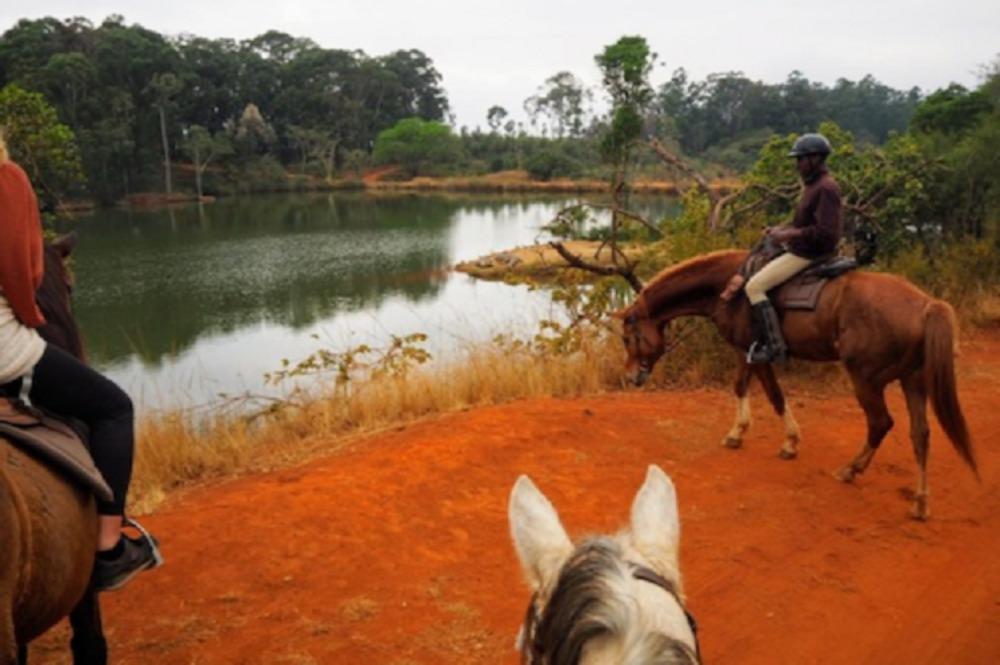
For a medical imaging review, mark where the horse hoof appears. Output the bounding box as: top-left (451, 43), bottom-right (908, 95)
top-left (834, 467), bottom-right (855, 483)
top-left (910, 497), bottom-right (929, 521)
top-left (723, 436), bottom-right (742, 449)
top-left (778, 448), bottom-right (797, 460)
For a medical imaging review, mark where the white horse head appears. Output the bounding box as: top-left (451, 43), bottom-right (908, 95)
top-left (508, 465), bottom-right (698, 665)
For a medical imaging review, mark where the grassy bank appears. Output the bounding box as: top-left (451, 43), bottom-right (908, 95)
top-left (366, 169), bottom-right (740, 195)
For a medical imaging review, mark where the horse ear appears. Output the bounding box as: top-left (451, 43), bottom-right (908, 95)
top-left (509, 475), bottom-right (573, 590)
top-left (629, 465), bottom-right (681, 567)
top-left (51, 232), bottom-right (78, 259)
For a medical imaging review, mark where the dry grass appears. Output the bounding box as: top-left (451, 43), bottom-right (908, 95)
top-left (367, 169), bottom-right (739, 195)
top-left (128, 333), bottom-right (626, 513)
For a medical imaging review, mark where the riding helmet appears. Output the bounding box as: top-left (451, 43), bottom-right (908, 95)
top-left (788, 133), bottom-right (832, 158)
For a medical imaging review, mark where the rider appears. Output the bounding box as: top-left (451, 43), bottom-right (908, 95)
top-left (0, 132), bottom-right (161, 592)
top-left (742, 133), bottom-right (843, 364)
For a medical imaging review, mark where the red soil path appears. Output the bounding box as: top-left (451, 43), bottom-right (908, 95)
top-left (33, 334), bottom-right (1000, 664)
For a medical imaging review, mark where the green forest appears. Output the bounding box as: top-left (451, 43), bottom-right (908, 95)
top-left (0, 16), bottom-right (997, 283)
top-left (0, 16), bottom-right (951, 199)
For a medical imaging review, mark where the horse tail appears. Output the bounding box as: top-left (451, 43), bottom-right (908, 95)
top-left (923, 301), bottom-right (978, 477)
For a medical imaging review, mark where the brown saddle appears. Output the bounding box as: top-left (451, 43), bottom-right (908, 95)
top-left (0, 397), bottom-right (113, 503)
top-left (740, 239), bottom-right (858, 311)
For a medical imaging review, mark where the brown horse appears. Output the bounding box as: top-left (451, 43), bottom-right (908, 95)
top-left (617, 249), bottom-right (977, 520)
top-left (0, 234), bottom-right (107, 665)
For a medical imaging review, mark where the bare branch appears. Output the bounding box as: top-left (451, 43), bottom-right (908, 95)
top-left (558, 202), bottom-right (662, 237)
top-left (647, 137), bottom-right (717, 204)
top-left (549, 241), bottom-right (644, 293)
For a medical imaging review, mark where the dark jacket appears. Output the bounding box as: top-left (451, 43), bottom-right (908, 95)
top-left (788, 168), bottom-right (842, 259)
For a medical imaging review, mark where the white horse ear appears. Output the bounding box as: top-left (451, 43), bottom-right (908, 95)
top-left (509, 475), bottom-right (573, 590)
top-left (629, 465), bottom-right (681, 565)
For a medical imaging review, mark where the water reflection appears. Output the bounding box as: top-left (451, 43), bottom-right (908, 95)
top-left (57, 192), bottom-right (677, 408)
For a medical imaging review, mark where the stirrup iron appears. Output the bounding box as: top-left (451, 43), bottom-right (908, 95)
top-left (123, 516), bottom-right (165, 567)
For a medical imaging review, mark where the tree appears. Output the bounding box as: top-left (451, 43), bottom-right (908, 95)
top-left (231, 102), bottom-right (277, 155)
top-left (524, 72), bottom-right (591, 138)
top-left (0, 83), bottom-right (84, 206)
top-left (486, 105), bottom-right (508, 134)
top-left (287, 125), bottom-right (339, 180)
top-left (145, 72), bottom-right (182, 194)
top-left (910, 84), bottom-right (992, 134)
top-left (372, 117), bottom-right (462, 177)
top-left (595, 36), bottom-right (656, 223)
top-left (179, 124), bottom-right (233, 197)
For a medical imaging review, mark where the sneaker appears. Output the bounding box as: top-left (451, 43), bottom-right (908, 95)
top-left (93, 524), bottom-right (163, 592)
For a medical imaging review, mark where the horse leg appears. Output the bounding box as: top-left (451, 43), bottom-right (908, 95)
top-left (16, 643), bottom-right (25, 665)
top-left (753, 363), bottom-right (801, 459)
top-left (0, 612), bottom-right (15, 665)
top-left (835, 373), bottom-right (893, 482)
top-left (901, 372), bottom-right (931, 520)
top-left (69, 587), bottom-right (106, 665)
top-left (723, 360), bottom-right (753, 449)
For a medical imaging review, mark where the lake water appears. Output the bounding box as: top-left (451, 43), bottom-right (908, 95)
top-left (56, 192), bottom-right (677, 411)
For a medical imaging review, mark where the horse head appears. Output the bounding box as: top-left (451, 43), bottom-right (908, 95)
top-left (613, 302), bottom-right (667, 387)
top-left (508, 465), bottom-right (699, 664)
top-left (37, 232), bottom-right (85, 361)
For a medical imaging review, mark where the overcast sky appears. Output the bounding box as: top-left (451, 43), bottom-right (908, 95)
top-left (2, 1), bottom-right (998, 129)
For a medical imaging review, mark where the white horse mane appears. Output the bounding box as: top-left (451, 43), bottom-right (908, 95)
top-left (508, 466), bottom-right (698, 665)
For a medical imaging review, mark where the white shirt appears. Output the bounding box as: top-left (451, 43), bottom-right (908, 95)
top-left (0, 291), bottom-right (46, 384)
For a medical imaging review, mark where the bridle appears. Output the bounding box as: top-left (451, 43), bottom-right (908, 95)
top-left (624, 310), bottom-right (699, 382)
top-left (520, 561), bottom-right (701, 664)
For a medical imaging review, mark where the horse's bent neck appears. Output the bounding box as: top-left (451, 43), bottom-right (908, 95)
top-left (637, 251), bottom-right (746, 322)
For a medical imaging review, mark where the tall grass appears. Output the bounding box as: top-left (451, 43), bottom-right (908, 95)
top-left (128, 333), bottom-right (625, 513)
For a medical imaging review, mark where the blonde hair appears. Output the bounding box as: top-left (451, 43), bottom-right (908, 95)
top-left (0, 129), bottom-right (8, 163)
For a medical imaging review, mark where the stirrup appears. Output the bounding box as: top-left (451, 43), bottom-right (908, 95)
top-left (746, 341), bottom-right (786, 365)
top-left (123, 516), bottom-right (165, 568)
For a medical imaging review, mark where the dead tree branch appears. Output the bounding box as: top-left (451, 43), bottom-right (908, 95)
top-left (549, 241), bottom-right (644, 293)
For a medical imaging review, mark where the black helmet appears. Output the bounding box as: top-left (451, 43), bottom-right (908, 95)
top-left (788, 133), bottom-right (832, 158)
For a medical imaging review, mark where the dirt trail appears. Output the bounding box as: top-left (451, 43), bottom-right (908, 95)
top-left (33, 334), bottom-right (1000, 664)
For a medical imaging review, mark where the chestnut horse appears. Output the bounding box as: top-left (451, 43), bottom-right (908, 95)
top-left (0, 235), bottom-right (107, 665)
top-left (617, 249), bottom-right (977, 520)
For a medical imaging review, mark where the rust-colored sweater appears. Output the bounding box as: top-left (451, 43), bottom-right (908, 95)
top-left (0, 160), bottom-right (46, 327)
top-left (788, 167), bottom-right (843, 259)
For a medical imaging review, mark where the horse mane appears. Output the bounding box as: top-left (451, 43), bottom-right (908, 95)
top-left (532, 537), bottom-right (697, 665)
top-left (36, 243), bottom-right (85, 361)
top-left (637, 250), bottom-right (746, 317)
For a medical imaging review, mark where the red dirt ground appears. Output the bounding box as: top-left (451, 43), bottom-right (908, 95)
top-left (32, 334), bottom-right (1000, 664)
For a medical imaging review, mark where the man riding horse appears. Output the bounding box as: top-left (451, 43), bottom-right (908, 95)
top-left (733, 133), bottom-right (842, 364)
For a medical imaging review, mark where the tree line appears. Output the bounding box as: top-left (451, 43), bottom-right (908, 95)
top-left (0, 15), bottom-right (448, 203)
top-left (0, 14), bottom-right (983, 216)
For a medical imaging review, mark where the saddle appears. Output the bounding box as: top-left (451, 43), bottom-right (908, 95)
top-left (0, 397), bottom-right (113, 503)
top-left (740, 239), bottom-right (858, 311)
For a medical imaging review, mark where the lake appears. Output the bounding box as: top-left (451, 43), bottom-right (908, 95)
top-left (56, 192), bottom-right (677, 411)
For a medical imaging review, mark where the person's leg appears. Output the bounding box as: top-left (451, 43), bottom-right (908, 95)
top-left (26, 344), bottom-right (159, 591)
top-left (744, 252), bottom-right (812, 304)
top-left (28, 344), bottom-right (134, 536)
top-left (744, 253), bottom-right (812, 363)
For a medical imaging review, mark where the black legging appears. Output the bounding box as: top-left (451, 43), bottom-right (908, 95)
top-left (26, 344), bottom-right (134, 515)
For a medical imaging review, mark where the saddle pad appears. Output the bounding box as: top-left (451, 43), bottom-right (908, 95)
top-left (774, 275), bottom-right (829, 311)
top-left (0, 400), bottom-right (113, 503)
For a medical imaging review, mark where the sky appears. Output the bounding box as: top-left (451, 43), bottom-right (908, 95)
top-left (2, 1), bottom-right (998, 130)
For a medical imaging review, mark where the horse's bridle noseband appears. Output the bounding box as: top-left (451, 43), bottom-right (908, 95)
top-left (521, 562), bottom-right (701, 664)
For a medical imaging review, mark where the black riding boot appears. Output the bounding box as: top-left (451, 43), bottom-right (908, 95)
top-left (747, 300), bottom-right (788, 364)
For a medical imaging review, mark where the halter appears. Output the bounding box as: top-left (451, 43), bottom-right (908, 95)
top-left (520, 561), bottom-right (701, 664)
